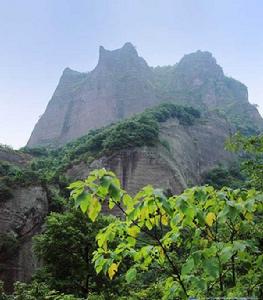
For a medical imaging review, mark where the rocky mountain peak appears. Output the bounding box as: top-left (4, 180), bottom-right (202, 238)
top-left (96, 42), bottom-right (148, 74)
top-left (59, 67), bottom-right (87, 85)
top-left (98, 42), bottom-right (137, 60)
top-left (176, 50), bottom-right (224, 80)
top-left (27, 44), bottom-right (263, 147)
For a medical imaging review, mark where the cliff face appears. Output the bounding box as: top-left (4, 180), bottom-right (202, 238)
top-left (0, 148), bottom-right (31, 167)
top-left (67, 113), bottom-right (234, 196)
top-left (27, 43), bottom-right (158, 147)
top-left (0, 151), bottom-right (49, 291)
top-left (0, 186), bottom-right (48, 292)
top-left (153, 51), bottom-right (263, 132)
top-left (27, 43), bottom-right (263, 147)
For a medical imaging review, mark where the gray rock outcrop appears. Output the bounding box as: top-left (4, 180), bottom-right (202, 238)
top-left (0, 186), bottom-right (48, 291)
top-left (27, 43), bottom-right (158, 147)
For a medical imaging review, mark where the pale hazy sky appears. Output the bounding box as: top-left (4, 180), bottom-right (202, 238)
top-left (0, 0), bottom-right (262, 148)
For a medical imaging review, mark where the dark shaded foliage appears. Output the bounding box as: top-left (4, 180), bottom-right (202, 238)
top-left (202, 163), bottom-right (245, 189)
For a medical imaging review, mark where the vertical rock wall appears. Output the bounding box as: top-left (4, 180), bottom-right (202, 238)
top-left (0, 186), bottom-right (48, 292)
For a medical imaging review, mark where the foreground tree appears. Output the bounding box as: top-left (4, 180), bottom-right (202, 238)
top-left (33, 210), bottom-right (121, 298)
top-left (69, 169), bottom-right (263, 299)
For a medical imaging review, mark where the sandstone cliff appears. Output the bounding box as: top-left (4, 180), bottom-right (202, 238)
top-left (67, 112), bottom-right (234, 196)
top-left (153, 51), bottom-right (263, 133)
top-left (0, 151), bottom-right (49, 291)
top-left (0, 186), bottom-right (48, 291)
top-left (27, 43), bottom-right (263, 147)
top-left (27, 43), bottom-right (158, 146)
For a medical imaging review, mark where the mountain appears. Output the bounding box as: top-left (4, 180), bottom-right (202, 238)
top-left (1, 43), bottom-right (263, 290)
top-left (1, 104), bottom-right (234, 289)
top-left (27, 43), bottom-right (263, 147)
top-left (27, 43), bottom-right (158, 147)
top-left (153, 51), bottom-right (263, 133)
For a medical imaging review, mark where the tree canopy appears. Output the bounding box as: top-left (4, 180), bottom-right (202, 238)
top-left (69, 168), bottom-right (263, 299)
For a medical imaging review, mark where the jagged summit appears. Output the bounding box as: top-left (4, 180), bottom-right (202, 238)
top-left (176, 50), bottom-right (224, 79)
top-left (60, 67), bottom-right (87, 84)
top-left (98, 43), bottom-right (138, 64)
top-left (95, 42), bottom-right (148, 75)
top-left (180, 50), bottom-right (217, 64)
top-left (99, 42), bottom-right (137, 57)
top-left (27, 43), bottom-right (263, 147)
top-left (27, 43), bottom-right (157, 147)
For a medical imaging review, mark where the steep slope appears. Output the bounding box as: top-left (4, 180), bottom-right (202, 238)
top-left (66, 112), bottom-right (234, 196)
top-left (27, 44), bottom-right (263, 147)
top-left (153, 51), bottom-right (263, 134)
top-left (0, 186), bottom-right (48, 291)
top-left (27, 43), bottom-right (157, 147)
top-left (0, 151), bottom-right (49, 292)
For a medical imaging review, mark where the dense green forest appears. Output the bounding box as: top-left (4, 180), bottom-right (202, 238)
top-left (0, 105), bottom-right (262, 299)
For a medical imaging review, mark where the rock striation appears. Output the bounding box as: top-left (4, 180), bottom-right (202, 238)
top-left (0, 151), bottom-right (48, 291)
top-left (27, 43), bottom-right (158, 146)
top-left (66, 112), bottom-right (234, 196)
top-left (0, 186), bottom-right (48, 292)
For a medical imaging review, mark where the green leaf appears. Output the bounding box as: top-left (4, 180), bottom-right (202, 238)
top-left (70, 187), bottom-right (85, 201)
top-left (191, 277), bottom-right (207, 291)
top-left (68, 181), bottom-right (85, 190)
top-left (109, 199), bottom-right (115, 209)
top-left (125, 267), bottom-right (137, 283)
top-left (203, 258), bottom-right (219, 278)
top-left (109, 183), bottom-right (120, 200)
top-left (94, 257), bottom-right (106, 274)
top-left (162, 198), bottom-right (173, 216)
top-left (127, 226), bottom-right (140, 238)
top-left (123, 193), bottom-right (133, 208)
top-left (203, 245), bottom-right (217, 258)
top-left (192, 251), bottom-right (201, 265)
top-left (145, 219), bottom-right (153, 230)
top-left (127, 236), bottom-right (136, 247)
top-left (220, 246), bottom-right (233, 264)
top-left (181, 257), bottom-right (194, 276)
top-left (100, 175), bottom-right (112, 189)
top-left (233, 240), bottom-right (247, 252)
top-left (75, 192), bottom-right (90, 209)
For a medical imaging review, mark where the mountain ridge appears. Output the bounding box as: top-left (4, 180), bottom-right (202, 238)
top-left (27, 43), bottom-right (263, 147)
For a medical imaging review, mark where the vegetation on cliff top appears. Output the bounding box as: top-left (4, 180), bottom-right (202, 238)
top-left (18, 103), bottom-right (200, 184)
top-left (0, 103), bottom-right (200, 202)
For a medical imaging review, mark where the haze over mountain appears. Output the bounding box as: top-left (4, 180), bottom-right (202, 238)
top-left (27, 43), bottom-right (263, 147)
